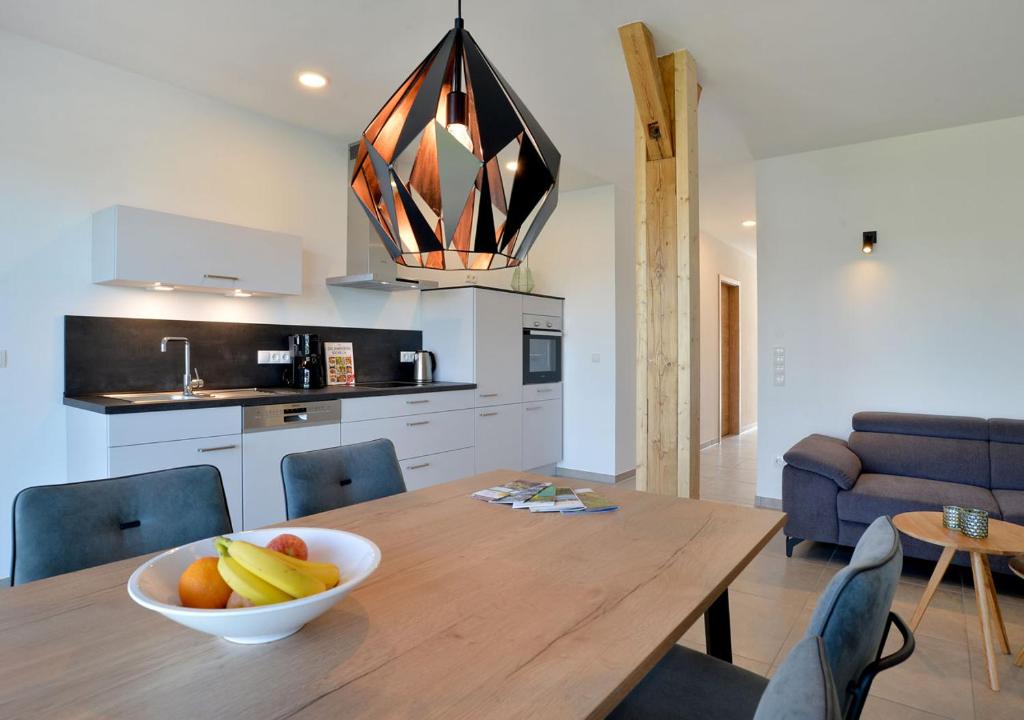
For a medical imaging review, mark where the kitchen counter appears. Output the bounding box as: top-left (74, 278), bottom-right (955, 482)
top-left (64, 381), bottom-right (477, 415)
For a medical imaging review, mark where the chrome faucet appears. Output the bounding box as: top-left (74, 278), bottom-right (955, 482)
top-left (160, 337), bottom-right (204, 397)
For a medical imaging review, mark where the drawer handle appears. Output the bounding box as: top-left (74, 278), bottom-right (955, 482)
top-left (197, 444), bottom-right (238, 453)
top-left (536, 388), bottom-right (553, 393)
top-left (525, 406), bottom-right (542, 411)
top-left (407, 420), bottom-right (430, 427)
top-left (119, 519), bottom-right (141, 530)
top-left (479, 393), bottom-right (499, 398)
top-left (204, 273), bottom-right (240, 282)
top-left (406, 462), bottom-right (430, 470)
top-left (405, 399), bottom-right (430, 405)
top-left (479, 411), bottom-right (499, 417)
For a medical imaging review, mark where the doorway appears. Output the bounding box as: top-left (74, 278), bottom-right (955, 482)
top-left (720, 279), bottom-right (740, 438)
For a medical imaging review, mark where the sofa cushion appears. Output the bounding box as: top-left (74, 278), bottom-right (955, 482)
top-left (990, 419), bottom-right (1024, 491)
top-left (836, 473), bottom-right (1001, 526)
top-left (784, 434), bottom-right (862, 490)
top-left (994, 490), bottom-right (1024, 524)
top-left (853, 412), bottom-right (989, 440)
top-left (848, 432), bottom-right (990, 488)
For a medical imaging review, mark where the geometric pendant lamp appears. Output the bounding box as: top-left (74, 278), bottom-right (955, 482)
top-left (350, 3), bottom-right (560, 270)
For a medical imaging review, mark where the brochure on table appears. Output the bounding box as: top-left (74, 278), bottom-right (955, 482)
top-left (471, 480), bottom-right (618, 513)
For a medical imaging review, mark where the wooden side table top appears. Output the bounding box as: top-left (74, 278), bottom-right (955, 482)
top-left (893, 511), bottom-right (1024, 556)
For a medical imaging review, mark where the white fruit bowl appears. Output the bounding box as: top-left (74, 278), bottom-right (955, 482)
top-left (127, 528), bottom-right (381, 644)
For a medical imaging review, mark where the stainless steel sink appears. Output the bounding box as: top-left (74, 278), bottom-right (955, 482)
top-left (102, 388), bottom-right (278, 404)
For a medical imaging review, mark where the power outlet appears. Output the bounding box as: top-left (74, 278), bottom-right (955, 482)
top-left (258, 350), bottom-right (292, 364)
top-left (399, 351), bottom-right (416, 363)
top-left (775, 455), bottom-right (784, 467)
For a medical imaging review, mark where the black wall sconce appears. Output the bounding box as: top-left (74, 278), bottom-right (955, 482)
top-left (862, 230), bottom-right (877, 255)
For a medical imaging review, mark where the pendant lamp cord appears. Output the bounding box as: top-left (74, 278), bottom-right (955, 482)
top-left (458, 0), bottom-right (462, 20)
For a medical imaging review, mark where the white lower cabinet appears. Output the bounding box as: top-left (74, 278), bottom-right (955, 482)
top-left (108, 434), bottom-right (244, 531)
top-left (341, 409), bottom-right (474, 460)
top-left (522, 399), bottom-right (563, 470)
top-left (400, 447), bottom-right (476, 491)
top-left (475, 403), bottom-right (523, 473)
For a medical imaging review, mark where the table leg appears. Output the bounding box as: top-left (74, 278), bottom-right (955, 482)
top-left (1016, 645), bottom-right (1024, 668)
top-left (910, 546), bottom-right (956, 631)
top-left (979, 555), bottom-right (1010, 655)
top-left (704, 588), bottom-right (732, 663)
top-left (969, 552), bottom-right (1000, 691)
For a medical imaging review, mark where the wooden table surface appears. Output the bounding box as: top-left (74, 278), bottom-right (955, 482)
top-left (893, 511), bottom-right (1024, 555)
top-left (0, 471), bottom-right (785, 719)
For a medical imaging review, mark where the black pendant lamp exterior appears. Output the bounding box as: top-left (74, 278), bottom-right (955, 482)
top-left (350, 4), bottom-right (560, 270)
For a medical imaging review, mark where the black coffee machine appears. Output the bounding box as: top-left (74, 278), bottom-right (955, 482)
top-left (287, 333), bottom-right (325, 389)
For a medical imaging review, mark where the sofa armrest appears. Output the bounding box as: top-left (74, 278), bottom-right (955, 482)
top-left (784, 434), bottom-right (862, 490)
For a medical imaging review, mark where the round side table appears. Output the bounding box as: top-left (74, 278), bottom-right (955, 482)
top-left (892, 511), bottom-right (1024, 692)
top-left (1011, 556), bottom-right (1024, 669)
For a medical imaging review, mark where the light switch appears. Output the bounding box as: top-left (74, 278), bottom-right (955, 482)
top-left (773, 346), bottom-right (785, 386)
top-left (0, 349), bottom-right (6, 368)
top-left (591, 353), bottom-right (601, 363)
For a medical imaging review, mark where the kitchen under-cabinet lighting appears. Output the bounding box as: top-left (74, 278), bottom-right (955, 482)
top-left (741, 220), bottom-right (756, 228)
top-left (151, 282), bottom-right (174, 292)
top-left (229, 289), bottom-right (253, 298)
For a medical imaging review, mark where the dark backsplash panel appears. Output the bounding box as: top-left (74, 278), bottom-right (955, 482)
top-left (65, 316), bottom-right (422, 395)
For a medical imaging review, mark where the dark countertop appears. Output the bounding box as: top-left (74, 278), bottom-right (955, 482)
top-left (64, 382), bottom-right (477, 415)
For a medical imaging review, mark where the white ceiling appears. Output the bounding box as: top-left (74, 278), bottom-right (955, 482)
top-left (4, 0), bottom-right (1024, 255)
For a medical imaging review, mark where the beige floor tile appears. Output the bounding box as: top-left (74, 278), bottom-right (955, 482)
top-left (892, 581), bottom-right (967, 644)
top-left (869, 633), bottom-right (975, 719)
top-left (859, 696), bottom-right (950, 720)
top-left (682, 589), bottom-right (806, 665)
top-left (967, 634), bottom-right (1024, 720)
top-left (732, 551), bottom-right (828, 607)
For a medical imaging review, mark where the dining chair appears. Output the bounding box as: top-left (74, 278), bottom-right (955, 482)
top-left (609, 515), bottom-right (914, 720)
top-left (281, 439), bottom-right (406, 520)
top-left (11, 465), bottom-right (232, 585)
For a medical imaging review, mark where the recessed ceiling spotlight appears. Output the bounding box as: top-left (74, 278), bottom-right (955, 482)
top-left (151, 282), bottom-right (174, 292)
top-left (741, 220), bottom-right (756, 228)
top-left (297, 71), bottom-right (328, 89)
top-left (505, 161), bottom-right (518, 171)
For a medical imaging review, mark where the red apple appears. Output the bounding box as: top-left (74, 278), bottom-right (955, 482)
top-left (267, 533), bottom-right (308, 560)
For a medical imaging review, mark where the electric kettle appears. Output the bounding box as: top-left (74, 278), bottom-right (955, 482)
top-left (413, 350), bottom-right (436, 383)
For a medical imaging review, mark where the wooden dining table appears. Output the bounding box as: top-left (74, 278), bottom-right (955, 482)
top-left (0, 470), bottom-right (785, 719)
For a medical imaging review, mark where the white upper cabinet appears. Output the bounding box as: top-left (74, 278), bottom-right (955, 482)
top-left (522, 294), bottom-right (563, 318)
top-left (92, 206), bottom-right (302, 296)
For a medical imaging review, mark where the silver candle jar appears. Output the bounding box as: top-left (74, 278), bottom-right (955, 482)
top-left (942, 505), bottom-right (962, 530)
top-left (960, 508), bottom-right (989, 539)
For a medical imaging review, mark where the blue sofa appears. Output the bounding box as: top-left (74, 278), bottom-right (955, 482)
top-left (783, 412), bottom-right (1024, 571)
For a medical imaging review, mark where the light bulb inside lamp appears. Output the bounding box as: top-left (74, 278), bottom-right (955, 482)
top-left (445, 89), bottom-right (473, 152)
top-left (447, 122), bottom-right (473, 152)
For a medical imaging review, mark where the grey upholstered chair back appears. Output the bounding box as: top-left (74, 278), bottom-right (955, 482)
top-left (12, 465), bottom-right (232, 585)
top-left (805, 515), bottom-right (902, 714)
top-left (753, 636), bottom-right (842, 720)
top-left (281, 439), bottom-right (406, 520)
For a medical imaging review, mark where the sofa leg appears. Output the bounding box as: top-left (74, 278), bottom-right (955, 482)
top-left (785, 536), bottom-right (804, 558)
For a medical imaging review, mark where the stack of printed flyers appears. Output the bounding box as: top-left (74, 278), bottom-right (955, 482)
top-left (471, 479), bottom-right (618, 513)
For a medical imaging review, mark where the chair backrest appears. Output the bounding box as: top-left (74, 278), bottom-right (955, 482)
top-left (753, 636), bottom-right (842, 720)
top-left (848, 412), bottom-right (990, 488)
top-left (805, 515), bottom-right (902, 716)
top-left (281, 439), bottom-right (406, 520)
top-left (12, 465), bottom-right (231, 585)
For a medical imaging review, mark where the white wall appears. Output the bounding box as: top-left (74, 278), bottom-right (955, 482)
top-left (756, 114), bottom-right (1024, 500)
top-left (0, 31), bottom-right (419, 572)
top-left (699, 234), bottom-right (758, 446)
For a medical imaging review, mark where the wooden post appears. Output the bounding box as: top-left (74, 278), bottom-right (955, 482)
top-left (619, 23), bottom-right (700, 499)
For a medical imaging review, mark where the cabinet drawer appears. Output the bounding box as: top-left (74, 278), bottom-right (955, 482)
top-left (523, 295), bottom-right (563, 317)
top-left (523, 382), bottom-right (561, 402)
top-left (400, 447), bottom-right (476, 491)
top-left (474, 387), bottom-right (523, 408)
top-left (522, 399), bottom-right (563, 470)
top-left (342, 389), bottom-right (474, 422)
top-left (341, 409), bottom-right (474, 460)
top-left (108, 434), bottom-right (243, 530)
top-left (475, 403), bottom-right (523, 473)
top-left (108, 406), bottom-right (241, 447)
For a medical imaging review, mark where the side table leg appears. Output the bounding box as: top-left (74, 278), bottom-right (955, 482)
top-left (1016, 645), bottom-right (1024, 668)
top-left (980, 555), bottom-right (1010, 655)
top-left (910, 546), bottom-right (956, 631)
top-left (970, 552), bottom-right (1000, 692)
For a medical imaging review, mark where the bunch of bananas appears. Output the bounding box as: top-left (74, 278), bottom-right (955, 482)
top-left (214, 537), bottom-right (340, 606)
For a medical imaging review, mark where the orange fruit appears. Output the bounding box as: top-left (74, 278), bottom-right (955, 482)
top-left (178, 557), bottom-right (232, 609)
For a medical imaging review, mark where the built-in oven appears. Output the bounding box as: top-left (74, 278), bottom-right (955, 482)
top-left (523, 314), bottom-right (562, 384)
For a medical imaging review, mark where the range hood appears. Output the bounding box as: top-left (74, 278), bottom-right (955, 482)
top-left (326, 143), bottom-right (437, 292)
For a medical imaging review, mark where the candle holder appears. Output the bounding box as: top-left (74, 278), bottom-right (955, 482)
top-left (942, 505), bottom-right (962, 530)
top-left (960, 508), bottom-right (989, 540)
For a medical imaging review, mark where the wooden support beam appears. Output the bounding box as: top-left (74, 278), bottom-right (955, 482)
top-left (618, 23), bottom-right (674, 160)
top-left (621, 23), bottom-right (700, 499)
